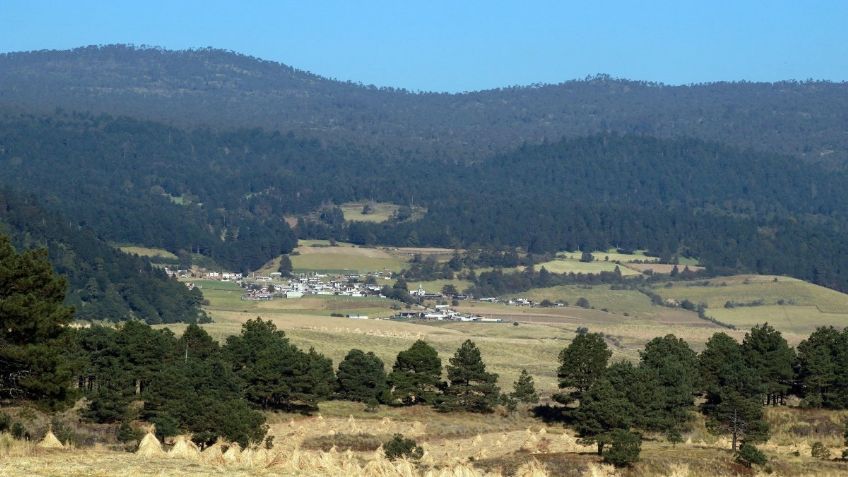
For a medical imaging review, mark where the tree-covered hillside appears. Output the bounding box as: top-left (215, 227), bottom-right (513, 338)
top-left (0, 190), bottom-right (205, 324)
top-left (2, 112), bottom-right (848, 290)
top-left (1, 45), bottom-right (848, 164)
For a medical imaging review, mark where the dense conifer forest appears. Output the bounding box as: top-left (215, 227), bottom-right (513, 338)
top-left (2, 112), bottom-right (848, 290)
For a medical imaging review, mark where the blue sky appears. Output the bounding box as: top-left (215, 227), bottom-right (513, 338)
top-left (2, 1), bottom-right (846, 92)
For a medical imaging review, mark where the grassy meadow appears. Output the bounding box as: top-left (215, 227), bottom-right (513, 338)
top-left (557, 248), bottom-right (659, 263)
top-left (116, 245), bottom-right (177, 260)
top-left (339, 202), bottom-right (401, 222)
top-left (651, 274), bottom-right (848, 336)
top-left (534, 258), bottom-right (642, 275)
top-left (289, 241), bottom-right (408, 273)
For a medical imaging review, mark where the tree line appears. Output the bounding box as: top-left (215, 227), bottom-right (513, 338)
top-left (3, 235), bottom-right (848, 467)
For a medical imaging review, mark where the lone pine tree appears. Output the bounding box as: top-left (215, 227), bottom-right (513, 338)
top-left (437, 340), bottom-right (500, 413)
top-left (388, 340), bottom-right (442, 405)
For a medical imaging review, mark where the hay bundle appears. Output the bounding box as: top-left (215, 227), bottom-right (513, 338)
top-left (372, 444), bottom-right (386, 461)
top-left (137, 431), bottom-right (166, 458)
top-left (392, 458), bottom-right (418, 477)
top-left (411, 420), bottom-right (426, 434)
top-left (666, 463), bottom-right (691, 477)
top-left (168, 435), bottom-right (200, 459)
top-left (424, 463), bottom-right (485, 477)
top-left (515, 459), bottom-right (548, 477)
top-left (200, 440), bottom-right (225, 464)
top-left (520, 433), bottom-right (540, 452)
top-left (248, 447), bottom-right (270, 467)
top-left (222, 442), bottom-right (242, 464)
top-left (586, 462), bottom-right (619, 477)
top-left (37, 430), bottom-right (64, 449)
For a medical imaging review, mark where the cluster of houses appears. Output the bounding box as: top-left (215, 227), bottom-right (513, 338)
top-left (241, 273), bottom-right (387, 301)
top-left (175, 267), bottom-right (508, 324)
top-left (164, 268), bottom-right (243, 281)
top-left (393, 305), bottom-right (502, 323)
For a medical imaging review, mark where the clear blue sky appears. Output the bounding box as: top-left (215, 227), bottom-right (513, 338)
top-left (2, 0), bottom-right (846, 92)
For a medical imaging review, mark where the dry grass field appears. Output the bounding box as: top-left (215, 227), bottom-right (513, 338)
top-left (290, 242), bottom-right (409, 273)
top-left (2, 403), bottom-right (847, 476)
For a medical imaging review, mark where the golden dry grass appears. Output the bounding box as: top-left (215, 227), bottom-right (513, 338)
top-left (3, 405), bottom-right (847, 477)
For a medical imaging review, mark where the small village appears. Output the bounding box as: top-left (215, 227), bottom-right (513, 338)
top-left (169, 267), bottom-right (504, 323)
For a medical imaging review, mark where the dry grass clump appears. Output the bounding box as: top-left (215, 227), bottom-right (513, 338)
top-left (0, 432), bottom-right (35, 457)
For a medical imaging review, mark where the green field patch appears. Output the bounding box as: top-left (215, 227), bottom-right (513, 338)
top-left (117, 245), bottom-right (177, 260)
top-left (412, 278), bottom-right (473, 295)
top-left (291, 243), bottom-right (408, 273)
top-left (511, 284), bottom-right (658, 316)
top-left (706, 305), bottom-right (848, 334)
top-left (340, 202), bottom-right (400, 223)
top-left (339, 202), bottom-right (427, 223)
top-left (558, 249), bottom-right (659, 263)
top-left (535, 258), bottom-right (641, 276)
top-left (654, 275), bottom-right (848, 312)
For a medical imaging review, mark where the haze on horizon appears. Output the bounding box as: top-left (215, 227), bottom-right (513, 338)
top-left (2, 0), bottom-right (847, 93)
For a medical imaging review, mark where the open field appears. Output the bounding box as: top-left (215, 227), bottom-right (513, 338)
top-left (412, 278), bottom-right (473, 294)
top-left (3, 404), bottom-right (847, 476)
top-left (339, 202), bottom-right (427, 223)
top-left (651, 274), bottom-right (848, 335)
top-left (173, 279), bottom-right (734, 392)
top-left (291, 242), bottom-right (408, 273)
top-left (558, 249), bottom-right (659, 263)
top-left (508, 285), bottom-right (661, 316)
top-left (116, 245), bottom-right (177, 260)
top-left (340, 202), bottom-right (400, 222)
top-left (534, 258), bottom-right (641, 276)
top-left (626, 263), bottom-right (704, 274)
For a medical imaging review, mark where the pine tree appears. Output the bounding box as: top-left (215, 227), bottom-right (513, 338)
top-left (603, 429), bottom-right (642, 467)
top-left (574, 364), bottom-right (636, 455)
top-left (223, 318), bottom-right (334, 411)
top-left (795, 326), bottom-right (848, 408)
top-left (177, 323), bottom-right (219, 361)
top-left (700, 332), bottom-right (769, 450)
top-left (388, 340), bottom-right (442, 405)
top-left (511, 369), bottom-right (539, 404)
top-left (336, 349), bottom-right (389, 406)
top-left (557, 332), bottom-right (611, 402)
top-left (437, 340), bottom-right (500, 413)
top-left (0, 234), bottom-right (76, 408)
top-left (277, 255), bottom-right (293, 277)
top-left (742, 323), bottom-right (794, 406)
top-left (637, 334), bottom-right (697, 440)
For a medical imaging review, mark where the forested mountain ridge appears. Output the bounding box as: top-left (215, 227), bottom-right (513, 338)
top-left (0, 189), bottom-right (205, 324)
top-left (2, 45), bottom-right (848, 163)
top-left (2, 111), bottom-right (848, 290)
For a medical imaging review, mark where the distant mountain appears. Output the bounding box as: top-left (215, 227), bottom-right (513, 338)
top-left (1, 45), bottom-right (848, 163)
top-left (0, 189), bottom-right (205, 324)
